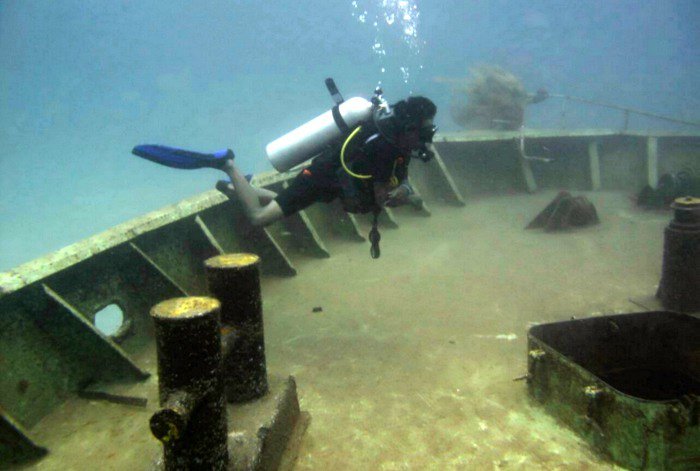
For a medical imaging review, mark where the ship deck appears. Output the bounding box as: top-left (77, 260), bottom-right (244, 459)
top-left (3, 129), bottom-right (699, 470)
top-left (18, 190), bottom-right (668, 470)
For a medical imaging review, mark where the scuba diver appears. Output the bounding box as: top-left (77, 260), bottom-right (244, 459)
top-left (217, 95), bottom-right (437, 226)
top-left (132, 80), bottom-right (437, 257)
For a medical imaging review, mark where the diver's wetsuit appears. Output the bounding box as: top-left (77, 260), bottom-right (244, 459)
top-left (274, 126), bottom-right (409, 216)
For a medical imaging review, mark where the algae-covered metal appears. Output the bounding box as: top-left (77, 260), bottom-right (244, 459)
top-left (528, 311), bottom-right (700, 469)
top-left (205, 254), bottom-right (269, 403)
top-left (657, 196), bottom-right (700, 312)
top-left (150, 297), bottom-right (229, 470)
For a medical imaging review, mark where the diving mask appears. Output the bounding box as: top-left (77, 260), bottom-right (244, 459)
top-left (419, 124), bottom-right (437, 143)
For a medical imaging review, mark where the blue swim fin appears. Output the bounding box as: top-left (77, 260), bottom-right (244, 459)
top-left (132, 145), bottom-right (233, 170)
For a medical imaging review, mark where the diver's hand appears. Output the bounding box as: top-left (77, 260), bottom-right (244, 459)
top-left (384, 184), bottom-right (412, 207)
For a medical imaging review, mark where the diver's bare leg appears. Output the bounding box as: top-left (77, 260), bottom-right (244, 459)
top-left (219, 179), bottom-right (277, 205)
top-left (254, 187), bottom-right (278, 205)
top-left (221, 160), bottom-right (285, 226)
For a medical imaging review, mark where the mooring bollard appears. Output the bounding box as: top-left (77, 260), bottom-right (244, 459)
top-left (150, 297), bottom-right (229, 470)
top-left (657, 196), bottom-right (700, 312)
top-left (204, 253), bottom-right (269, 402)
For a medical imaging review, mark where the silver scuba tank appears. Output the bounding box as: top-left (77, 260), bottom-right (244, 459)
top-left (265, 96), bottom-right (373, 173)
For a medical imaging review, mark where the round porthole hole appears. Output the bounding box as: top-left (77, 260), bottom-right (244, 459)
top-left (94, 304), bottom-right (124, 337)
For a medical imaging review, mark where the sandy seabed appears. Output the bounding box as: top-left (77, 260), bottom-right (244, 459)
top-left (24, 191), bottom-right (668, 470)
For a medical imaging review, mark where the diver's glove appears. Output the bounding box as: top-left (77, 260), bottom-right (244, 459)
top-left (384, 182), bottom-right (413, 207)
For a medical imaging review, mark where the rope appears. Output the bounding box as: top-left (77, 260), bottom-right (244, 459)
top-left (549, 94), bottom-right (700, 128)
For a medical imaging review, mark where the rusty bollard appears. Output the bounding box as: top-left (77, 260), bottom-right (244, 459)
top-left (150, 297), bottom-right (229, 470)
top-left (657, 196), bottom-right (700, 312)
top-left (205, 254), bottom-right (269, 402)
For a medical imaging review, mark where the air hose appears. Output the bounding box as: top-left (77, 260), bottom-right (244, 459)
top-left (340, 126), bottom-right (372, 179)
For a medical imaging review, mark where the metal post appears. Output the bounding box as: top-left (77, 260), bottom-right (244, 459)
top-left (150, 297), bottom-right (229, 470)
top-left (205, 254), bottom-right (269, 402)
top-left (647, 136), bottom-right (659, 188)
top-left (518, 151), bottom-right (538, 193)
top-left (657, 197), bottom-right (700, 312)
top-left (588, 140), bottom-right (601, 191)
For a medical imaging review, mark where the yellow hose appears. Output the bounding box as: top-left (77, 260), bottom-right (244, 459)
top-left (340, 126), bottom-right (372, 179)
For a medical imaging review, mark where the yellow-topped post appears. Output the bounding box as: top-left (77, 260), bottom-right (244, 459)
top-left (205, 254), bottom-right (269, 402)
top-left (150, 296), bottom-right (228, 470)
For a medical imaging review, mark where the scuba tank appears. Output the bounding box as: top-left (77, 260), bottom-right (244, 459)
top-left (266, 79), bottom-right (380, 172)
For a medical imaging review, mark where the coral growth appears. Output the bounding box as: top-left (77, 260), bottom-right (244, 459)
top-left (451, 66), bottom-right (531, 130)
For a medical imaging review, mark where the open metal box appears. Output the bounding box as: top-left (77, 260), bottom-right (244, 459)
top-left (528, 311), bottom-right (700, 470)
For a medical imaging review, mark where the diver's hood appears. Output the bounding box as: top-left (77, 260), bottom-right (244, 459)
top-left (371, 106), bottom-right (434, 162)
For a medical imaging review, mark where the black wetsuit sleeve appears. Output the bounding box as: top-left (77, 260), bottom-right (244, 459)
top-left (368, 141), bottom-right (408, 183)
